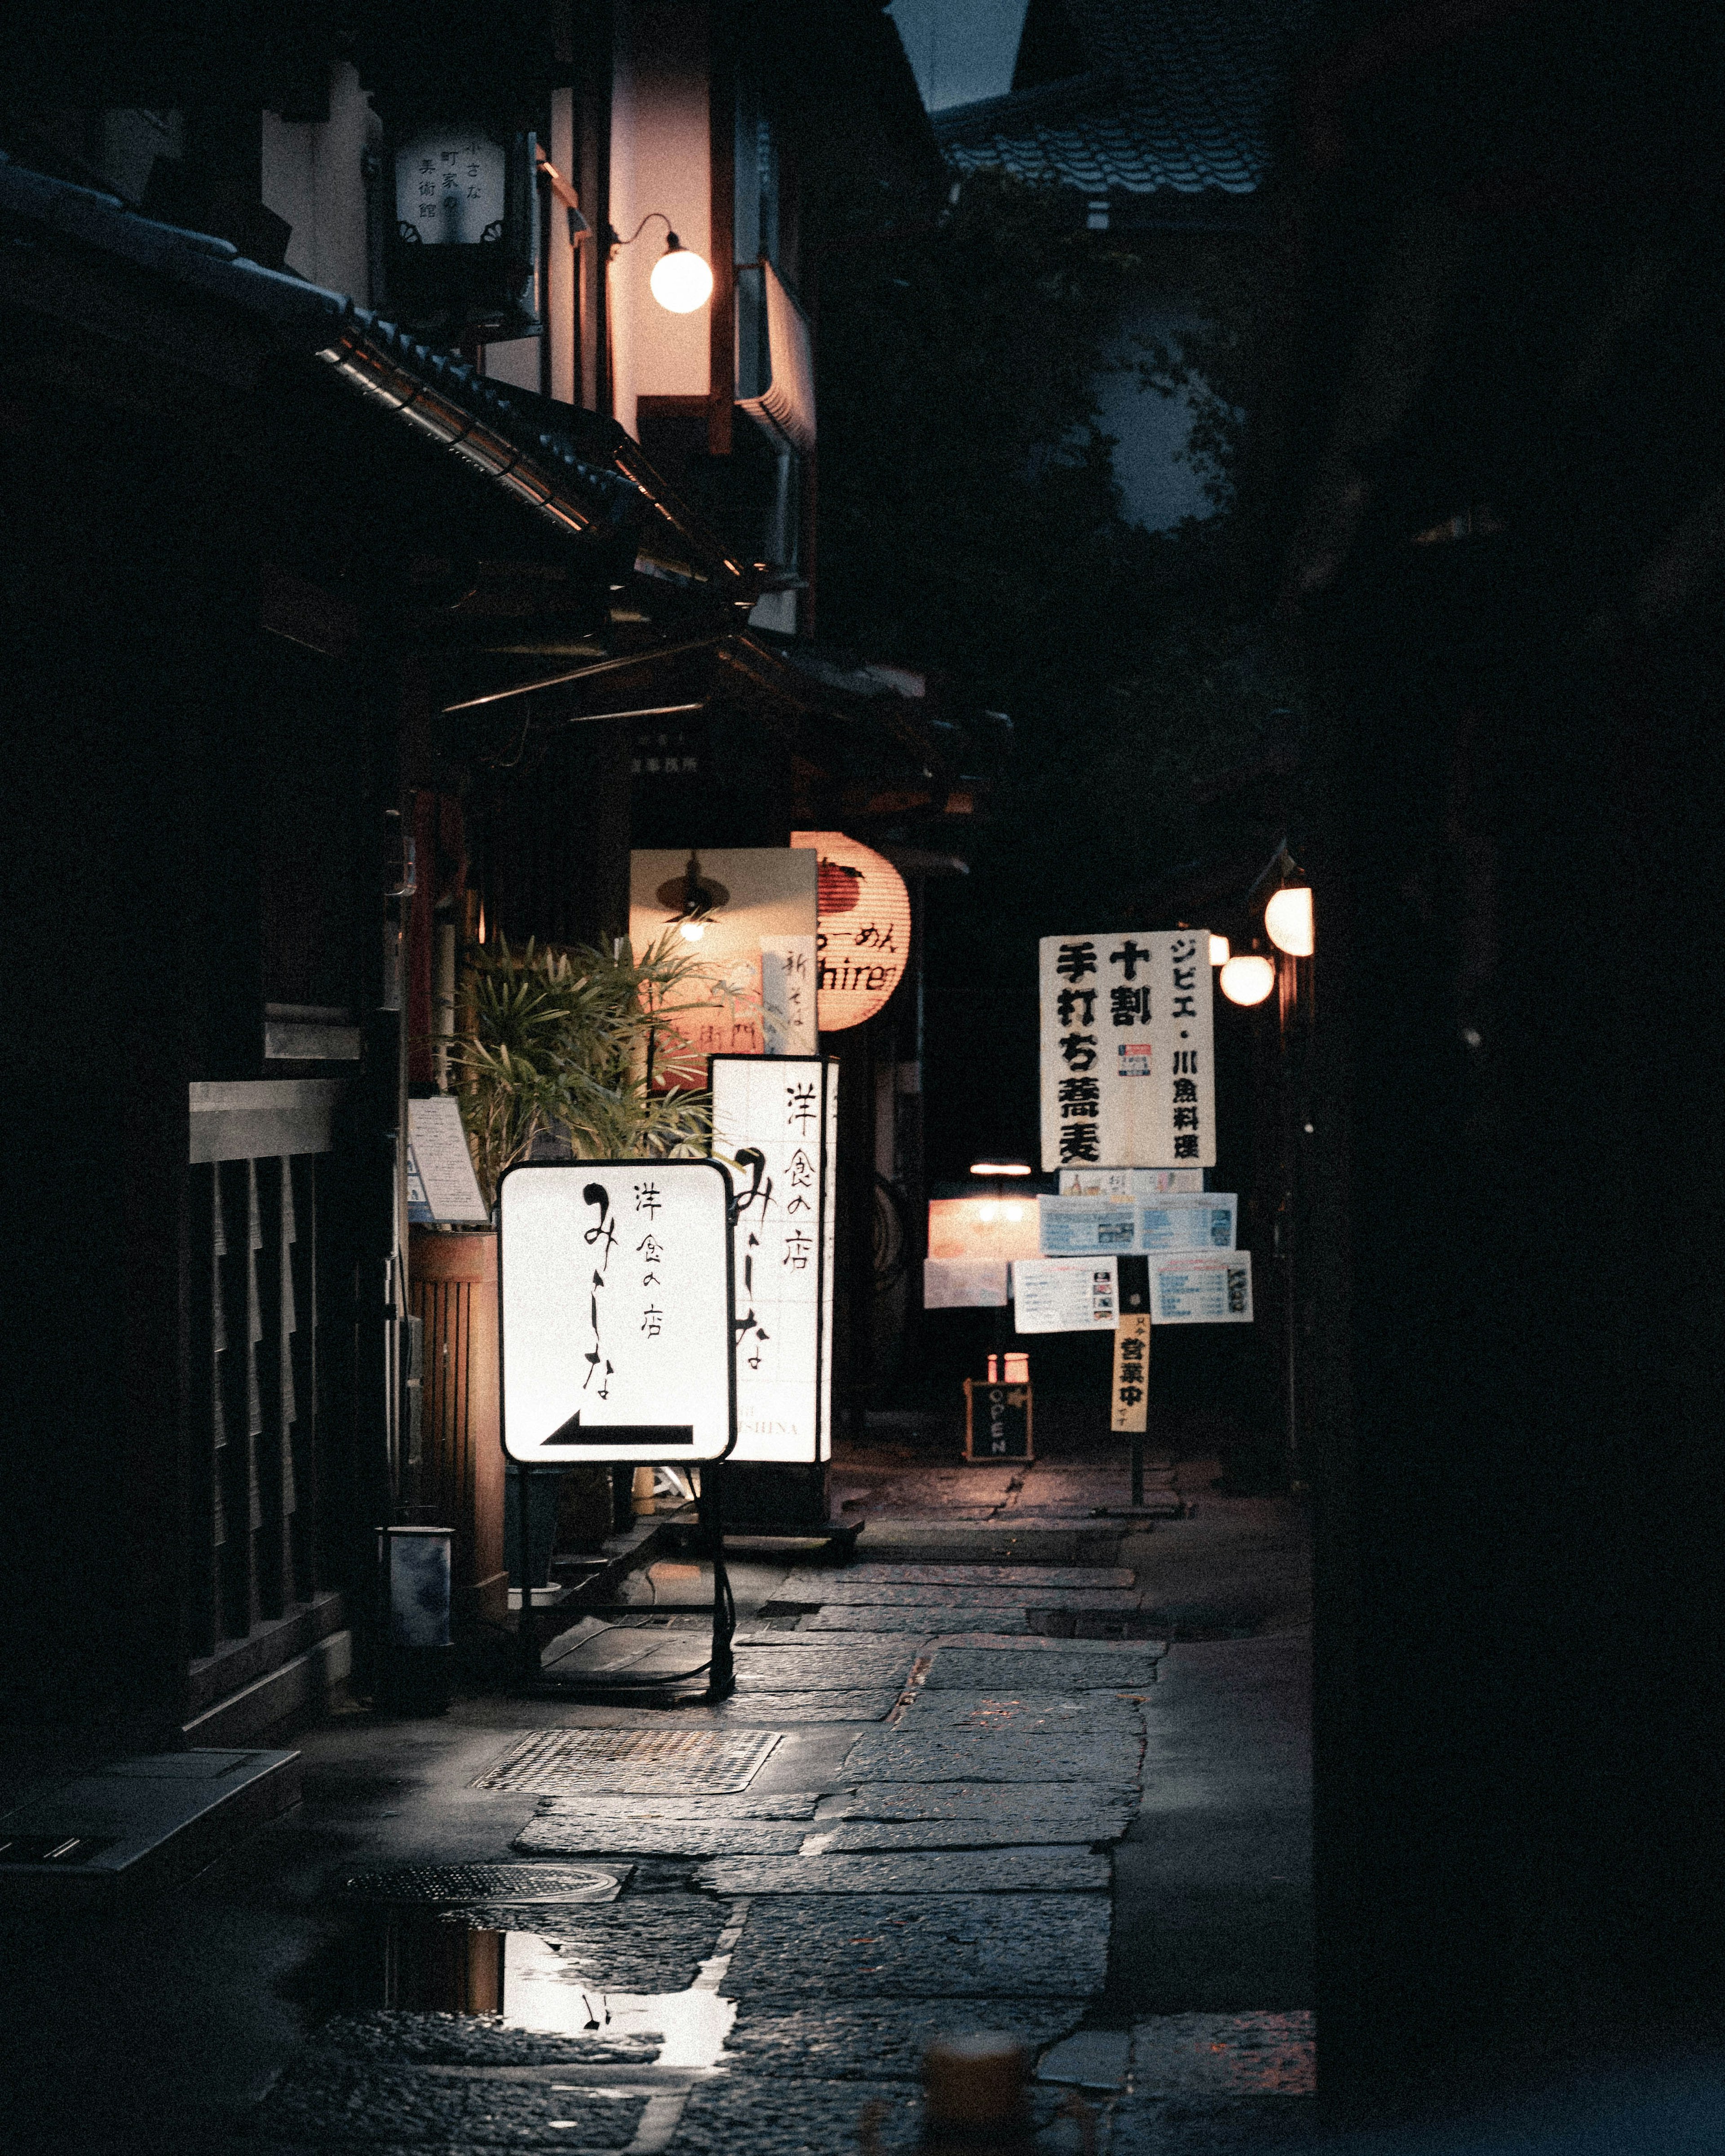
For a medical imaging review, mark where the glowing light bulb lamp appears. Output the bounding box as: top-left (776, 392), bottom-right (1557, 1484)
top-left (1209, 934), bottom-right (1230, 968)
top-left (608, 212), bottom-right (714, 314)
top-left (1220, 954), bottom-right (1276, 1007)
top-left (1265, 886), bottom-right (1315, 957)
top-left (650, 236), bottom-right (714, 313)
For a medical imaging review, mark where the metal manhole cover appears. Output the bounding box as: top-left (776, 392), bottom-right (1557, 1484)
top-left (473, 1728), bottom-right (783, 1795)
top-left (341, 1862), bottom-right (626, 1904)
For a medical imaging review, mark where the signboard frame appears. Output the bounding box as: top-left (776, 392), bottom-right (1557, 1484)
top-left (708, 1052), bottom-right (837, 1467)
top-left (497, 1157), bottom-right (738, 1467)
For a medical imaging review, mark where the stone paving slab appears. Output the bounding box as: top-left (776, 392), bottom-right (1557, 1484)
top-left (517, 1817), bottom-right (809, 1859)
top-left (300, 2010), bottom-right (661, 2070)
top-left (732, 1648), bottom-right (916, 1691)
top-left (694, 1847), bottom-right (1108, 1895)
top-left (844, 1565), bottom-right (1133, 1588)
top-left (839, 1727), bottom-right (1142, 1786)
top-left (854, 1525), bottom-right (1123, 1565)
top-left (904, 1691), bottom-right (1144, 1736)
top-left (720, 1998), bottom-right (1086, 2079)
top-left (532, 1792), bottom-right (824, 1820)
top-left (803, 1814), bottom-right (1131, 1852)
top-left (832, 1782), bottom-right (1138, 1828)
top-left (1129, 2015), bottom-right (1315, 2097)
top-left (668, 2074), bottom-right (1086, 2156)
top-left (803, 1582), bottom-right (1140, 1608)
top-left (734, 1628), bottom-right (942, 1649)
top-left (1105, 2095), bottom-right (1321, 2153)
top-left (721, 1892), bottom-right (1111, 1997)
top-left (712, 1691), bottom-right (902, 1723)
top-left (248, 2062), bottom-right (648, 2145)
top-left (802, 1608), bottom-right (1029, 1634)
top-left (927, 1648), bottom-right (1165, 1692)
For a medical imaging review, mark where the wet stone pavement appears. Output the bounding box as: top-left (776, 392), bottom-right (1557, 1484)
top-left (3, 1440), bottom-right (1313, 2155)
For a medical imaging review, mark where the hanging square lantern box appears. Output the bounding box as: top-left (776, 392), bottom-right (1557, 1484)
top-left (383, 120), bottom-right (541, 340)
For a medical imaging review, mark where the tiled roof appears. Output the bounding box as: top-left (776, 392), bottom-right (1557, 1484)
top-left (931, 0), bottom-right (1308, 198)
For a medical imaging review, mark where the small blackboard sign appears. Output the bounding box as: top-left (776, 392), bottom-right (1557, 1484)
top-left (963, 1378), bottom-right (1034, 1462)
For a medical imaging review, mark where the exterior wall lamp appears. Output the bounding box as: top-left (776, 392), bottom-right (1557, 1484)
top-left (1265, 885), bottom-right (1315, 957)
top-left (659, 853), bottom-right (726, 942)
top-left (1220, 954), bottom-right (1277, 1006)
top-left (607, 211), bottom-right (713, 313)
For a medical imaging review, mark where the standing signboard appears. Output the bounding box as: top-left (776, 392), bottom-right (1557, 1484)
top-left (498, 1159), bottom-right (736, 1464)
top-left (1039, 931), bottom-right (1216, 1171)
top-left (709, 1055), bottom-right (837, 1463)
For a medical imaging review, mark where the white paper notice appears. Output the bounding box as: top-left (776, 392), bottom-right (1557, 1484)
top-left (407, 1096), bottom-right (489, 1225)
top-left (760, 937), bottom-right (818, 1055)
top-left (1059, 1167), bottom-right (1205, 1197)
top-left (1037, 1196), bottom-right (1140, 1255)
top-left (1150, 1250), bottom-right (1253, 1324)
top-left (1013, 1256), bottom-right (1119, 1334)
top-left (924, 1258), bottom-right (1010, 1309)
top-left (1040, 931), bottom-right (1216, 1172)
top-left (1137, 1193), bottom-right (1238, 1251)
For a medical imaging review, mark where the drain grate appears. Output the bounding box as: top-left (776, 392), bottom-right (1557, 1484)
top-left (473, 1727), bottom-right (783, 1795)
top-left (341, 1862), bottom-right (626, 1904)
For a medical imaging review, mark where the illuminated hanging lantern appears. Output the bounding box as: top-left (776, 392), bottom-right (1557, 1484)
top-left (790, 831), bottom-right (912, 1031)
top-left (1265, 886), bottom-right (1315, 957)
top-left (1209, 934), bottom-right (1230, 967)
top-left (1220, 954), bottom-right (1276, 1006)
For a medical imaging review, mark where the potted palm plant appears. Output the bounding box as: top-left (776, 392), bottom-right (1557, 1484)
top-left (409, 932), bottom-right (716, 1627)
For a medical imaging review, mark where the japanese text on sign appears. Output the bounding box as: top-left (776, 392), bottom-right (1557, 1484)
top-left (498, 1159), bottom-right (736, 1463)
top-left (1040, 932), bottom-right (1216, 1172)
top-left (711, 1056), bottom-right (837, 1463)
top-left (1111, 1313), bottom-right (1151, 1433)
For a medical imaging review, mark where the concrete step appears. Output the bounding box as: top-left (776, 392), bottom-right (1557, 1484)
top-left (847, 1520), bottom-right (1125, 1566)
top-left (0, 1748), bottom-right (300, 1907)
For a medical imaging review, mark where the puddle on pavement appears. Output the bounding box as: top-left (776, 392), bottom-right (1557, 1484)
top-left (315, 1898), bottom-right (737, 2069)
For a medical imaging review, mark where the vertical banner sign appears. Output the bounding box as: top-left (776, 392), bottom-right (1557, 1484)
top-left (710, 1055), bottom-right (838, 1463)
top-left (1110, 1314), bottom-right (1151, 1434)
top-left (498, 1159), bottom-right (736, 1463)
top-left (1039, 931), bottom-right (1217, 1171)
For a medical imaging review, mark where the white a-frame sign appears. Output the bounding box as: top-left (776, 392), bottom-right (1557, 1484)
top-left (498, 1158), bottom-right (736, 1464)
top-left (709, 1054), bottom-right (838, 1464)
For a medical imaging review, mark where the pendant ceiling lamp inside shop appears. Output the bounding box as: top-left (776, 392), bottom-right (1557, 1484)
top-left (1219, 954), bottom-right (1276, 1006)
top-left (1265, 885), bottom-right (1315, 957)
top-left (790, 831), bottom-right (912, 1030)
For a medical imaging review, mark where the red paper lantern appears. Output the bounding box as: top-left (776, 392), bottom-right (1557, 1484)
top-left (791, 831), bottom-right (912, 1031)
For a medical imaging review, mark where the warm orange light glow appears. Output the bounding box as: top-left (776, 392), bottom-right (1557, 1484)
top-left (650, 243), bottom-right (713, 313)
top-left (1220, 954), bottom-right (1276, 1006)
top-left (790, 831), bottom-right (912, 1030)
top-left (1209, 934), bottom-right (1230, 967)
top-left (970, 1160), bottom-right (1032, 1177)
top-left (1265, 886), bottom-right (1315, 957)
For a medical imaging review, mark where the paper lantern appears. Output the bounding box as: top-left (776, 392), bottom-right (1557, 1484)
top-left (1220, 954), bottom-right (1276, 1006)
top-left (1265, 886), bottom-right (1315, 957)
top-left (790, 831), bottom-right (912, 1031)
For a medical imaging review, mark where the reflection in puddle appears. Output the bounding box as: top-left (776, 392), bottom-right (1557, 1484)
top-left (351, 1909), bottom-right (738, 2071)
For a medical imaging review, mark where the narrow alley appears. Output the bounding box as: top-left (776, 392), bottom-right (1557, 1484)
top-left (0, 1431), bottom-right (1311, 2155)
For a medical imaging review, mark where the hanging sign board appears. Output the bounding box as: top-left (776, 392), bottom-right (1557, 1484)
top-left (1039, 931), bottom-right (1216, 1171)
top-left (1059, 1167), bottom-right (1205, 1197)
top-left (760, 938), bottom-right (818, 1055)
top-left (498, 1159), bottom-right (736, 1462)
top-left (1013, 1256), bottom-right (1119, 1334)
top-left (1150, 1250), bottom-right (1254, 1325)
top-left (407, 1096), bottom-right (489, 1225)
top-left (710, 1055), bottom-right (837, 1463)
top-left (1110, 1314), bottom-right (1151, 1434)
